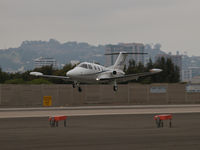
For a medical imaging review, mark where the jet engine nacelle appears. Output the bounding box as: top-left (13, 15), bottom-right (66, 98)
top-left (112, 70), bottom-right (117, 75)
top-left (110, 69), bottom-right (125, 76)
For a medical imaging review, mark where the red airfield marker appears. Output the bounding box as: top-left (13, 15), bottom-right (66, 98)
top-left (154, 114), bottom-right (172, 128)
top-left (49, 116), bottom-right (67, 127)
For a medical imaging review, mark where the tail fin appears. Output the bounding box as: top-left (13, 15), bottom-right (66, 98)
top-left (105, 52), bottom-right (147, 71)
top-left (113, 52), bottom-right (127, 70)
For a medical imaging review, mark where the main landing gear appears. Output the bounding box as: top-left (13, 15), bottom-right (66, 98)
top-left (78, 86), bottom-right (82, 92)
top-left (72, 82), bottom-right (82, 92)
top-left (72, 83), bottom-right (76, 88)
top-left (113, 80), bottom-right (118, 92)
top-left (113, 85), bottom-right (118, 91)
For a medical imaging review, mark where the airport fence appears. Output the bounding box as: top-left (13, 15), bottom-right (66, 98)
top-left (0, 83), bottom-right (200, 107)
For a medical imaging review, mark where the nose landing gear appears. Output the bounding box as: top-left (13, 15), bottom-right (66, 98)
top-left (72, 82), bottom-right (82, 92)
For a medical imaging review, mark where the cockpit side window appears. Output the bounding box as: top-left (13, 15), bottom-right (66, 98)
top-left (88, 64), bottom-right (93, 70)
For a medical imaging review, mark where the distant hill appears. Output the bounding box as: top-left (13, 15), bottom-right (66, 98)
top-left (0, 39), bottom-right (105, 72)
top-left (0, 39), bottom-right (166, 72)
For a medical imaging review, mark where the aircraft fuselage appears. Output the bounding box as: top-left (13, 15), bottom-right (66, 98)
top-left (66, 62), bottom-right (124, 83)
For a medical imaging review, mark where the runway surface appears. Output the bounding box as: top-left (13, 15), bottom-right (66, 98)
top-left (1, 104), bottom-right (200, 118)
top-left (0, 113), bottom-right (200, 150)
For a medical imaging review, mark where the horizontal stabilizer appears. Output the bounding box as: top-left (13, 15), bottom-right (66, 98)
top-left (105, 52), bottom-right (148, 55)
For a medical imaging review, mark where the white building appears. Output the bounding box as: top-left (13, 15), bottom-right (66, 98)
top-left (188, 67), bottom-right (200, 78)
top-left (182, 69), bottom-right (192, 82)
top-left (34, 57), bottom-right (57, 69)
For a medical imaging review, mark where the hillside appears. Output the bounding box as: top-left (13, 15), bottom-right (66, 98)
top-left (0, 39), bottom-right (105, 72)
top-left (0, 39), bottom-right (167, 72)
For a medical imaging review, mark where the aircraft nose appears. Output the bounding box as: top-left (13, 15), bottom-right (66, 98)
top-left (66, 69), bottom-right (79, 77)
top-left (66, 70), bottom-right (74, 77)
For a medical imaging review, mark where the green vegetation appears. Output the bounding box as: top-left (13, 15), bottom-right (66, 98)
top-left (125, 57), bottom-right (180, 83)
top-left (0, 57), bottom-right (180, 84)
top-left (0, 68), bottom-right (9, 83)
top-left (4, 78), bottom-right (26, 84)
top-left (0, 64), bottom-right (74, 84)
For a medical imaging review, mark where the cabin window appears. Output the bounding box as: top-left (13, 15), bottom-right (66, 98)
top-left (94, 66), bottom-right (97, 70)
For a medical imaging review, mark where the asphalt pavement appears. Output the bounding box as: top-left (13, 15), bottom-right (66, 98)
top-left (0, 113), bottom-right (200, 150)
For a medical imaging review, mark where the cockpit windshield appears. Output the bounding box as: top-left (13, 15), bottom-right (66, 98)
top-left (78, 63), bottom-right (88, 69)
top-left (77, 62), bottom-right (100, 70)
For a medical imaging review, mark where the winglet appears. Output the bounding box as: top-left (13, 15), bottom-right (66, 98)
top-left (30, 72), bottom-right (44, 76)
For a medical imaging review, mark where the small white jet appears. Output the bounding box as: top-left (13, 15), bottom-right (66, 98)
top-left (30, 52), bottom-right (162, 92)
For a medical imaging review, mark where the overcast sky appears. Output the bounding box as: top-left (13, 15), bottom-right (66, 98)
top-left (1, 0), bottom-right (200, 55)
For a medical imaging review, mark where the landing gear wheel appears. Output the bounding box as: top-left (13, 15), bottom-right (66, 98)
top-left (72, 83), bottom-right (75, 88)
top-left (64, 120), bottom-right (67, 127)
top-left (78, 87), bottom-right (82, 92)
top-left (156, 119), bottom-right (161, 128)
top-left (113, 86), bottom-right (118, 91)
top-left (169, 120), bottom-right (172, 128)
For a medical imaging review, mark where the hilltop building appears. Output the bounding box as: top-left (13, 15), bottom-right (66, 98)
top-left (182, 69), bottom-right (192, 82)
top-left (34, 57), bottom-right (57, 69)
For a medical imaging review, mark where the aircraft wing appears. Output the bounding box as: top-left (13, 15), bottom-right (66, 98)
top-left (98, 69), bottom-right (162, 83)
top-left (30, 72), bottom-right (70, 80)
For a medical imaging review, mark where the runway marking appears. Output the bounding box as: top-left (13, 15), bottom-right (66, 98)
top-left (1, 104), bottom-right (200, 111)
top-left (1, 105), bottom-right (200, 118)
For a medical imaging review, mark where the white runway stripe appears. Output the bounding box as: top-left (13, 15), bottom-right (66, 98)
top-left (0, 105), bottom-right (200, 118)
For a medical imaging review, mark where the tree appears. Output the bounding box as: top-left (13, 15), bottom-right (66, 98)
top-left (126, 59), bottom-right (136, 74)
top-left (0, 59), bottom-right (180, 84)
top-left (0, 68), bottom-right (9, 83)
top-left (125, 57), bottom-right (180, 83)
top-left (33, 65), bottom-right (54, 75)
top-left (152, 57), bottom-right (180, 83)
top-left (31, 64), bottom-right (75, 84)
top-left (146, 58), bottom-right (153, 71)
top-left (54, 64), bottom-right (74, 76)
